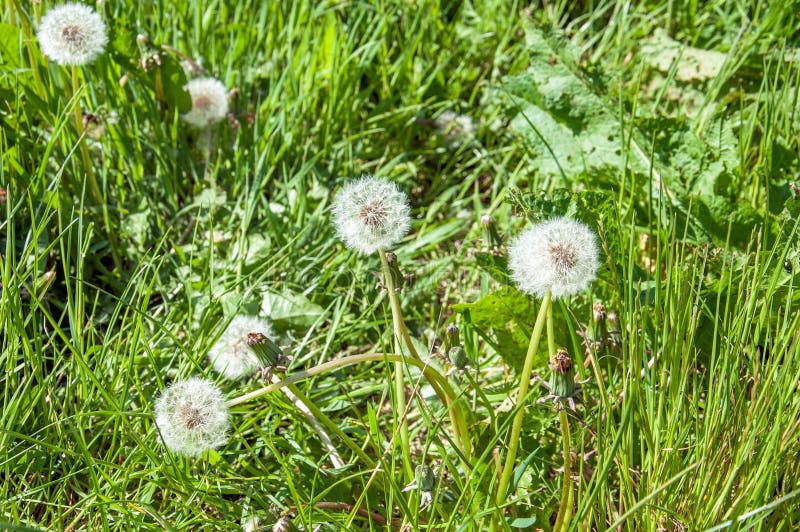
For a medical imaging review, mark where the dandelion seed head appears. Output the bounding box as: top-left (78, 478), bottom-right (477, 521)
top-left (208, 315), bottom-right (273, 380)
top-left (154, 378), bottom-right (229, 457)
top-left (183, 77), bottom-right (229, 128)
top-left (509, 217), bottom-right (599, 299)
top-left (37, 3), bottom-right (108, 66)
top-left (332, 175), bottom-right (411, 255)
top-left (435, 110), bottom-right (475, 149)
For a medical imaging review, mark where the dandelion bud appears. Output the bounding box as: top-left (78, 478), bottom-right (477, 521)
top-left (448, 347), bottom-right (470, 370)
top-left (332, 175), bottom-right (411, 255)
top-left (136, 34), bottom-right (149, 49)
top-left (154, 378), bottom-right (229, 457)
top-left (208, 316), bottom-right (273, 380)
top-left (37, 3), bottom-right (108, 66)
top-left (415, 464), bottom-right (436, 492)
top-left (509, 217), bottom-right (599, 299)
top-left (548, 349), bottom-right (575, 399)
top-left (443, 324), bottom-right (460, 352)
top-left (246, 332), bottom-right (283, 367)
top-left (480, 214), bottom-right (503, 249)
top-left (592, 301), bottom-right (606, 323)
top-left (183, 77), bottom-right (229, 128)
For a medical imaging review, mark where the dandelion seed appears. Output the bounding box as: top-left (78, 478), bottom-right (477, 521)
top-left (508, 217), bottom-right (599, 299)
top-left (154, 378), bottom-right (229, 457)
top-left (37, 3), bottom-right (108, 66)
top-left (183, 77), bottom-right (229, 128)
top-left (332, 175), bottom-right (411, 255)
top-left (208, 316), bottom-right (274, 380)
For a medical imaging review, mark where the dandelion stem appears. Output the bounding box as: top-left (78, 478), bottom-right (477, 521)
top-left (548, 302), bottom-right (573, 530)
top-left (379, 250), bottom-right (472, 460)
top-left (71, 66), bottom-right (102, 205)
top-left (379, 250), bottom-right (420, 360)
top-left (228, 352), bottom-right (469, 462)
top-left (553, 409), bottom-right (573, 531)
top-left (495, 290), bottom-right (551, 508)
top-left (379, 249), bottom-right (415, 481)
top-left (70, 66), bottom-right (122, 271)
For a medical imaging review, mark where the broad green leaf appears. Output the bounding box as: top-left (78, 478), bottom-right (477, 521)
top-left (261, 290), bottom-right (326, 329)
top-left (453, 286), bottom-right (538, 372)
top-left (497, 28), bottom-right (648, 182)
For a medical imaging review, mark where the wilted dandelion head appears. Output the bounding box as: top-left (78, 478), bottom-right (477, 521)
top-left (509, 217), bottom-right (599, 299)
top-left (332, 175), bottom-right (411, 255)
top-left (37, 3), bottom-right (108, 66)
top-left (208, 316), bottom-right (273, 380)
top-left (183, 77), bottom-right (229, 128)
top-left (154, 378), bottom-right (229, 457)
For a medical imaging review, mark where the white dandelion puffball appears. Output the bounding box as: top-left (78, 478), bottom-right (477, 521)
top-left (182, 77), bottom-right (229, 128)
top-left (436, 110), bottom-right (475, 140)
top-left (509, 217), bottom-right (599, 299)
top-left (154, 378), bottom-right (229, 457)
top-left (37, 3), bottom-right (108, 66)
top-left (208, 316), bottom-right (273, 380)
top-left (332, 175), bottom-right (412, 255)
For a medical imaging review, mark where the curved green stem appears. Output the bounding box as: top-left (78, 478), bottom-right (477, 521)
top-left (553, 410), bottom-right (573, 531)
top-left (379, 250), bottom-right (472, 460)
top-left (229, 353), bottom-right (456, 408)
top-left (230, 351), bottom-right (472, 465)
top-left (495, 291), bottom-right (551, 507)
top-left (379, 250), bottom-right (419, 361)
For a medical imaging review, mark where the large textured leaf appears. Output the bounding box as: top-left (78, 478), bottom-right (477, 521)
top-left (497, 29), bottom-right (649, 182)
top-left (498, 26), bottom-right (763, 248)
top-left (261, 290), bottom-right (326, 329)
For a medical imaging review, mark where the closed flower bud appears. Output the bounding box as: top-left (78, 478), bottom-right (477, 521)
top-left (548, 349), bottom-right (575, 399)
top-left (448, 346), bottom-right (470, 370)
top-left (443, 324), bottom-right (460, 352)
top-left (415, 464), bottom-right (436, 492)
top-left (480, 214), bottom-right (503, 249)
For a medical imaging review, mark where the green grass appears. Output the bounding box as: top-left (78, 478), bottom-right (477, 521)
top-left (2, 0), bottom-right (800, 529)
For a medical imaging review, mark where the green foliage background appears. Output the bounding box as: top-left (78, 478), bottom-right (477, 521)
top-left (2, 0), bottom-right (800, 530)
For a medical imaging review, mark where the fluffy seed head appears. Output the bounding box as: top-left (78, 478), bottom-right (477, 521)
top-left (509, 217), bottom-right (599, 299)
top-left (208, 316), bottom-right (273, 380)
top-left (154, 378), bottom-right (229, 457)
top-left (435, 110), bottom-right (475, 143)
top-left (37, 3), bottom-right (108, 66)
top-left (183, 77), bottom-right (229, 128)
top-left (332, 175), bottom-right (411, 254)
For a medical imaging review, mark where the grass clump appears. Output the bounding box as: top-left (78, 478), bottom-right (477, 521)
top-left (2, 0), bottom-right (800, 530)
